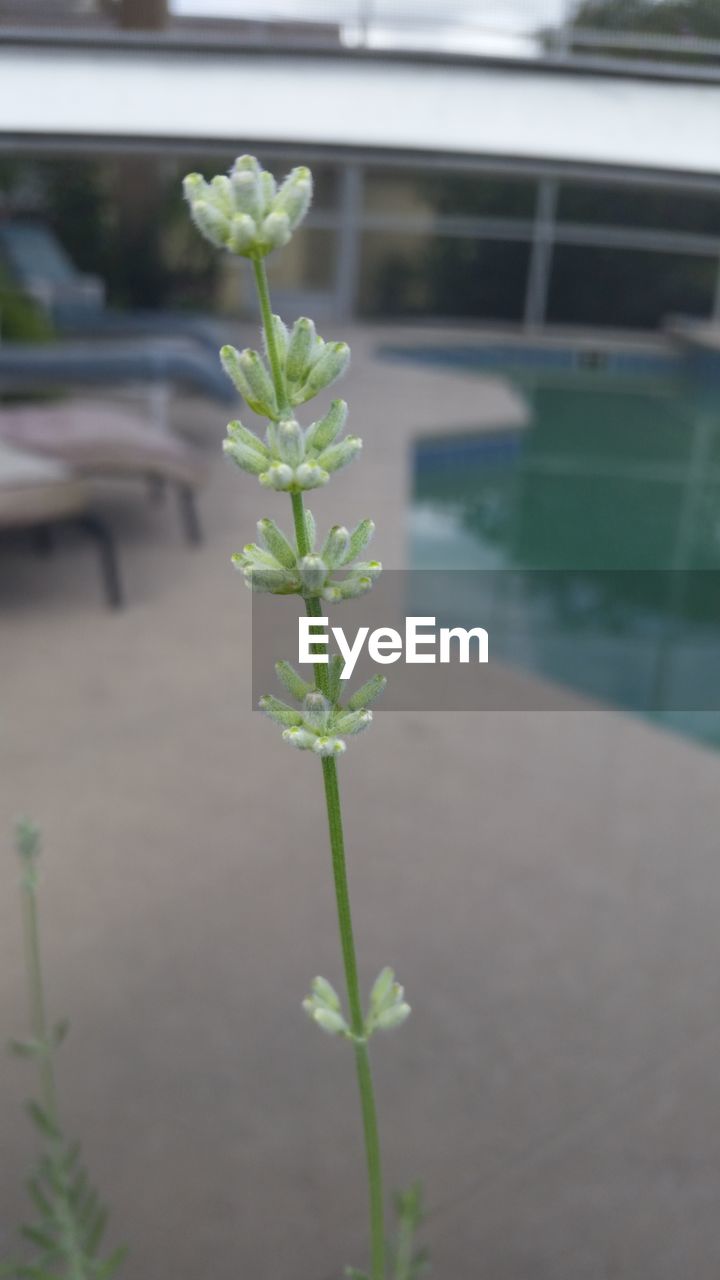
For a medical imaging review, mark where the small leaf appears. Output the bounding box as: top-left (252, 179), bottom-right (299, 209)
top-left (8, 1039), bottom-right (46, 1059)
top-left (52, 1019), bottom-right (70, 1047)
top-left (26, 1102), bottom-right (60, 1141)
top-left (20, 1225), bottom-right (57, 1252)
top-left (93, 1245), bottom-right (128, 1278)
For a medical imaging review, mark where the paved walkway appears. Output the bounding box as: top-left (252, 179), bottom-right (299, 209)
top-left (2, 325), bottom-right (720, 1279)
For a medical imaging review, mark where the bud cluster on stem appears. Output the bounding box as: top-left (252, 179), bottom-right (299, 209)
top-left (184, 155), bottom-right (420, 1280)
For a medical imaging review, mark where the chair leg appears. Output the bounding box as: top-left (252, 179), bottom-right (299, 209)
top-left (177, 484), bottom-right (202, 546)
top-left (76, 514), bottom-right (124, 609)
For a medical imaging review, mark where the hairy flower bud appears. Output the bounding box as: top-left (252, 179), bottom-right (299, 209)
top-left (320, 525), bottom-right (350, 568)
top-left (315, 436), bottom-right (362, 474)
top-left (294, 462), bottom-right (329, 491)
top-left (257, 517), bottom-right (296, 569)
top-left (297, 343), bottom-right (350, 401)
top-left (259, 462), bottom-right (294, 491)
top-left (223, 436), bottom-right (268, 476)
top-left (304, 400), bottom-right (348, 452)
top-left (298, 555), bottom-right (328, 595)
top-left (276, 418), bottom-right (305, 468)
top-left (273, 166), bottom-right (313, 230)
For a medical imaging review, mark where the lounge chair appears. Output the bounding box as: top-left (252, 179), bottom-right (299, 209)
top-left (0, 399), bottom-right (207, 545)
top-left (0, 440), bottom-right (122, 607)
top-left (0, 220), bottom-right (225, 353)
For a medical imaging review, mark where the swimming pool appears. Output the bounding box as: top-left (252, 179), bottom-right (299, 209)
top-left (396, 340), bottom-right (720, 748)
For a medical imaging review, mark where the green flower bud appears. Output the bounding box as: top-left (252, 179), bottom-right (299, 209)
top-left (311, 736), bottom-right (346, 758)
top-left (347, 674), bottom-right (387, 710)
top-left (210, 173), bottom-right (234, 213)
top-left (332, 709), bottom-right (372, 736)
top-left (282, 726), bottom-right (317, 751)
top-left (303, 691), bottom-right (331, 733)
top-left (343, 518), bottom-right (375, 565)
top-left (276, 418), bottom-right (305, 468)
top-left (306, 1005), bottom-right (348, 1036)
top-left (374, 1002), bottom-right (411, 1031)
top-left (228, 213), bottom-right (259, 254)
top-left (369, 967), bottom-right (395, 1013)
top-left (265, 314), bottom-right (288, 364)
top-left (294, 462), bottom-right (329, 491)
top-left (310, 976), bottom-right (342, 1011)
top-left (350, 559), bottom-right (382, 580)
top-left (182, 173), bottom-right (205, 203)
top-left (220, 346), bottom-right (277, 417)
top-left (259, 695), bottom-right (303, 728)
top-left (298, 554), bottom-right (328, 594)
top-left (242, 565), bottom-right (296, 593)
top-left (260, 169), bottom-right (277, 209)
top-left (275, 660), bottom-right (312, 702)
top-left (230, 164), bottom-right (264, 220)
top-left (261, 211), bottom-right (292, 251)
top-left (257, 517), bottom-right (296, 569)
top-left (259, 463), bottom-right (294, 491)
top-left (286, 317), bottom-right (316, 383)
top-left (315, 436), bottom-right (362, 474)
top-left (304, 399), bottom-right (348, 452)
top-left (226, 420), bottom-right (270, 459)
top-left (332, 574), bottom-right (374, 600)
top-left (296, 342), bottom-right (350, 402)
top-left (320, 525), bottom-right (350, 568)
top-left (189, 199), bottom-right (230, 249)
top-left (273, 166), bottom-right (313, 231)
top-left (239, 541), bottom-right (281, 569)
top-left (223, 437), bottom-right (268, 476)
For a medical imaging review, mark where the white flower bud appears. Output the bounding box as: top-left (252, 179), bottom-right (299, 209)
top-left (343, 518), bottom-right (375, 565)
top-left (226, 420), bottom-right (270, 459)
top-left (221, 345), bottom-right (277, 416)
top-left (296, 343), bottom-right (350, 401)
top-left (210, 173), bottom-right (234, 213)
top-left (257, 518), bottom-right (296, 569)
top-left (369, 967), bottom-right (396, 1013)
top-left (315, 436), bottom-right (362, 474)
top-left (259, 463), bottom-right (294, 491)
top-left (311, 736), bottom-right (346, 758)
top-left (320, 525), bottom-right (350, 568)
top-left (286, 317), bottom-right (316, 383)
top-left (223, 437), bottom-right (268, 476)
top-left (303, 691), bottom-right (331, 733)
top-left (332, 709), bottom-right (372, 736)
top-left (275, 660), bottom-right (312, 702)
top-left (347, 674), bottom-right (387, 711)
top-left (189, 200), bottom-right (230, 249)
top-left (261, 211), bottom-right (292, 251)
top-left (304, 400), bottom-right (348, 452)
top-left (282, 726), bottom-right (317, 751)
top-left (310, 976), bottom-right (342, 1011)
top-left (230, 165), bottom-right (264, 220)
top-left (375, 1002), bottom-right (411, 1031)
top-left (259, 695), bottom-right (303, 727)
top-left (298, 555), bottom-right (328, 595)
top-left (273, 166), bottom-right (313, 231)
top-left (294, 462), bottom-right (329, 491)
top-left (304, 508), bottom-right (317, 550)
top-left (228, 213), bottom-right (259, 255)
top-left (276, 419), bottom-right (305, 468)
top-left (333, 575), bottom-right (374, 600)
top-left (309, 1006), bottom-right (348, 1036)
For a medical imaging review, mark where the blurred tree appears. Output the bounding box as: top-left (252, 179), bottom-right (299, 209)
top-left (570, 0), bottom-right (720, 38)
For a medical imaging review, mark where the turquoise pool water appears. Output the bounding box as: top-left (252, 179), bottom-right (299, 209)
top-left (398, 342), bottom-right (720, 747)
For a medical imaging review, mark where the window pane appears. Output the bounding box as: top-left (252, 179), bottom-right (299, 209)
top-left (358, 233), bottom-right (530, 321)
top-left (364, 169), bottom-right (536, 219)
top-left (547, 245), bottom-right (716, 328)
top-left (558, 182), bottom-right (720, 234)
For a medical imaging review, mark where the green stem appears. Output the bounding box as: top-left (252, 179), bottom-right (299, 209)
top-left (322, 756), bottom-right (386, 1280)
top-left (254, 261), bottom-right (387, 1280)
top-left (252, 255), bottom-right (289, 415)
top-left (21, 877), bottom-right (58, 1125)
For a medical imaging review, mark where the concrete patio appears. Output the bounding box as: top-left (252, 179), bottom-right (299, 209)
top-left (2, 324), bottom-right (720, 1280)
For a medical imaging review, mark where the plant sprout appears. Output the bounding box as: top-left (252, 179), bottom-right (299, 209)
top-left (184, 156), bottom-right (425, 1280)
top-left (3, 820), bottom-right (126, 1280)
